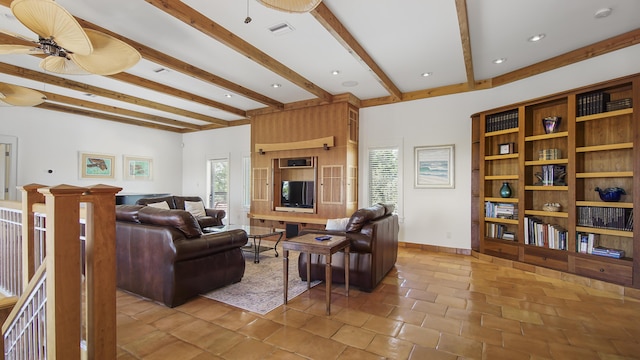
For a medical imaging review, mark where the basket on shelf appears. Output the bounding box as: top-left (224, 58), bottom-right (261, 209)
top-left (542, 203), bottom-right (561, 212)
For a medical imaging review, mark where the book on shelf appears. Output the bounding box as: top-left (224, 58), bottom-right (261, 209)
top-left (485, 201), bottom-right (518, 219)
top-left (591, 246), bottom-right (625, 259)
top-left (524, 217), bottom-right (567, 250)
top-left (576, 232), bottom-right (599, 254)
top-left (577, 91), bottom-right (611, 117)
top-left (577, 206), bottom-right (633, 231)
top-left (485, 109), bottom-right (519, 133)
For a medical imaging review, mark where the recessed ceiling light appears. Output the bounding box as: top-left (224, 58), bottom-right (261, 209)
top-left (223, 94), bottom-right (232, 98)
top-left (154, 68), bottom-right (169, 74)
top-left (342, 81), bottom-right (358, 87)
top-left (271, 83), bottom-right (282, 88)
top-left (3, 13), bottom-right (15, 20)
top-left (492, 58), bottom-right (507, 64)
top-left (83, 93), bottom-right (97, 98)
top-left (421, 72), bottom-right (432, 77)
top-left (331, 70), bottom-right (340, 75)
top-left (594, 7), bottom-right (612, 19)
top-left (528, 34), bottom-right (546, 42)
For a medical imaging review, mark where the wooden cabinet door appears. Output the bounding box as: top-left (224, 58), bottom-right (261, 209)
top-left (252, 167), bottom-right (269, 201)
top-left (320, 165), bottom-right (343, 204)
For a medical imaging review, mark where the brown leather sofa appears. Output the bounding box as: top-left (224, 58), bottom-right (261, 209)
top-left (135, 195), bottom-right (225, 228)
top-left (115, 205), bottom-right (246, 307)
top-left (298, 203), bottom-right (399, 292)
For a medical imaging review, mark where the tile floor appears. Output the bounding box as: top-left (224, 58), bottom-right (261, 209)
top-left (116, 247), bottom-right (640, 359)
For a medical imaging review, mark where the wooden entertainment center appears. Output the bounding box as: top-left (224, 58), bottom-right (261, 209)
top-left (471, 73), bottom-right (639, 288)
top-left (249, 101), bottom-right (359, 236)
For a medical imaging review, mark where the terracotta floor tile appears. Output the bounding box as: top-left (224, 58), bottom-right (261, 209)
top-left (481, 313), bottom-right (522, 334)
top-left (483, 343), bottom-right (531, 360)
top-left (238, 318), bottom-right (284, 340)
top-left (434, 294), bottom-right (467, 309)
top-left (408, 345), bottom-right (458, 360)
top-left (143, 340), bottom-right (204, 360)
top-left (194, 327), bottom-right (247, 355)
top-left (170, 319), bottom-right (220, 343)
top-left (261, 349), bottom-right (308, 360)
top-left (460, 321), bottom-right (502, 346)
top-left (412, 299), bottom-right (448, 316)
top-left (120, 331), bottom-right (179, 358)
top-left (300, 315), bottom-right (344, 338)
top-left (362, 314), bottom-right (403, 336)
top-left (294, 334), bottom-right (348, 359)
top-left (220, 337), bottom-right (277, 360)
top-left (387, 306), bottom-right (426, 326)
top-left (264, 326), bottom-right (315, 353)
top-left (366, 334), bottom-right (413, 359)
top-left (547, 342), bottom-right (601, 360)
top-left (501, 306), bottom-right (544, 325)
top-left (268, 308), bottom-right (314, 328)
top-left (210, 309), bottom-right (258, 331)
top-left (336, 347), bottom-right (385, 360)
top-left (502, 332), bottom-right (551, 357)
top-left (436, 333), bottom-right (483, 359)
top-left (332, 308), bottom-right (371, 327)
top-left (331, 324), bottom-right (376, 349)
top-left (405, 288), bottom-right (438, 302)
top-left (421, 314), bottom-right (462, 335)
top-left (151, 312), bottom-right (198, 332)
top-left (396, 323), bottom-right (440, 348)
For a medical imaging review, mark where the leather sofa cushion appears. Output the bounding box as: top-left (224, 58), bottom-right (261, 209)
top-left (115, 205), bottom-right (145, 223)
top-left (138, 206), bottom-right (202, 239)
top-left (346, 203), bottom-right (385, 232)
top-left (380, 203), bottom-right (395, 216)
top-left (174, 229), bottom-right (247, 261)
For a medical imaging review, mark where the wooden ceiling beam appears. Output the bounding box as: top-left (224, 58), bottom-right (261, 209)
top-left (41, 92), bottom-right (203, 130)
top-left (0, 63), bottom-right (228, 126)
top-left (35, 103), bottom-right (186, 133)
top-left (311, 3), bottom-right (402, 100)
top-left (455, 0), bottom-right (476, 90)
top-left (144, 0), bottom-right (334, 104)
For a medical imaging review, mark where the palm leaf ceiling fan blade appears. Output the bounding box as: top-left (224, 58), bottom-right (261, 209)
top-left (40, 55), bottom-right (90, 75)
top-left (69, 29), bottom-right (141, 76)
top-left (10, 0), bottom-right (92, 55)
top-left (0, 44), bottom-right (41, 54)
top-left (0, 82), bottom-right (46, 106)
top-left (257, 0), bottom-right (322, 13)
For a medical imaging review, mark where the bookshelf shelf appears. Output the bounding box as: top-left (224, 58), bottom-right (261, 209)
top-left (474, 73), bottom-right (639, 288)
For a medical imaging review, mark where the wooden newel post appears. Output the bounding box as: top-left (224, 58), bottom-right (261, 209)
top-left (19, 184), bottom-right (46, 290)
top-left (39, 184), bottom-right (87, 360)
top-left (83, 184), bottom-right (121, 360)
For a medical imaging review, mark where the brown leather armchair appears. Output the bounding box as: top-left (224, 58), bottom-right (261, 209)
top-left (298, 203), bottom-right (399, 292)
top-left (135, 195), bottom-right (225, 228)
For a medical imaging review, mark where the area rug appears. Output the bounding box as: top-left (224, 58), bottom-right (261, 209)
top-left (201, 250), bottom-right (320, 315)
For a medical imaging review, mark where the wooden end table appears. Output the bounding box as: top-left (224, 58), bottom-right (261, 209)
top-left (282, 233), bottom-right (349, 315)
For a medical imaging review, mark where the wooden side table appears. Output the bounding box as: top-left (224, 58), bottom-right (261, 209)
top-left (282, 233), bottom-right (349, 315)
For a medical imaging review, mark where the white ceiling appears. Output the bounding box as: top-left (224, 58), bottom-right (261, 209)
top-left (0, 0), bottom-right (639, 131)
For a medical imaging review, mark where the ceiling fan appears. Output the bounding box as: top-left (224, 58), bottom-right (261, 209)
top-left (0, 82), bottom-right (46, 106)
top-left (257, 0), bottom-right (322, 13)
top-left (0, 0), bottom-right (140, 75)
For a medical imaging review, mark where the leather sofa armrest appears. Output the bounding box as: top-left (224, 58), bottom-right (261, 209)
top-left (205, 208), bottom-right (226, 222)
top-left (298, 228), bottom-right (346, 237)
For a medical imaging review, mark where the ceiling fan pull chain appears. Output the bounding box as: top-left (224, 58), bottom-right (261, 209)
top-left (245, 0), bottom-right (252, 24)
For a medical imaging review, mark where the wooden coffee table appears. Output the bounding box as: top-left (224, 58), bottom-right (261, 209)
top-left (282, 233), bottom-right (349, 315)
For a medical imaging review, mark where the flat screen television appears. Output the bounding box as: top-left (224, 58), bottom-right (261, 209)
top-left (281, 180), bottom-right (314, 209)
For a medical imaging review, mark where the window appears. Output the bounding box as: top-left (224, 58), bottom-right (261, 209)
top-left (368, 147), bottom-right (399, 211)
top-left (207, 158), bottom-right (229, 218)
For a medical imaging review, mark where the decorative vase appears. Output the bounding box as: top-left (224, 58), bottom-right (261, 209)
top-left (500, 182), bottom-right (512, 198)
top-left (542, 116), bottom-right (561, 134)
top-left (595, 187), bottom-right (626, 202)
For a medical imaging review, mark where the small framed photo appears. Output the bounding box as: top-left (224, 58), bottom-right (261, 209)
top-left (79, 152), bottom-right (115, 179)
top-left (124, 155), bottom-right (153, 180)
top-left (414, 144), bottom-right (454, 188)
top-left (499, 142), bottom-right (515, 155)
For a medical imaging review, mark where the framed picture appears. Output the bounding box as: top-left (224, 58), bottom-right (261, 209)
top-left (499, 142), bottom-right (515, 155)
top-left (414, 144), bottom-right (454, 188)
top-left (123, 155), bottom-right (153, 180)
top-left (79, 152), bottom-right (115, 179)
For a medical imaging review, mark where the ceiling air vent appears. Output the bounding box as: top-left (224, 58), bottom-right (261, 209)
top-left (268, 22), bottom-right (294, 36)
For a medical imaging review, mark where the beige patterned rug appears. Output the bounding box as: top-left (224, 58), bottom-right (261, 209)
top-left (201, 250), bottom-right (320, 315)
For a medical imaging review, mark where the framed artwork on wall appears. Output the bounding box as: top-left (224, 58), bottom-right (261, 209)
top-left (123, 155), bottom-right (153, 180)
top-left (79, 152), bottom-right (116, 179)
top-left (414, 144), bottom-right (454, 188)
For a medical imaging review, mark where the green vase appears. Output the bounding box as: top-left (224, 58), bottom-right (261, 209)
top-left (500, 182), bottom-right (512, 198)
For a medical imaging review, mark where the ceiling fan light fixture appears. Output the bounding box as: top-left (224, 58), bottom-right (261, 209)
top-left (257, 0), bottom-right (322, 13)
top-left (594, 7), bottom-right (612, 19)
top-left (528, 34), bottom-right (545, 42)
top-left (492, 58), bottom-right (507, 64)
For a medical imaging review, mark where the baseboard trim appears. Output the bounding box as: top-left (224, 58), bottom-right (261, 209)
top-left (398, 241), bottom-right (471, 256)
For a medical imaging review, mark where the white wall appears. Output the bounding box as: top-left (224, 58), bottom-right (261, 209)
top-left (0, 106), bottom-right (183, 200)
top-left (360, 44), bottom-right (640, 249)
top-left (181, 125), bottom-right (251, 225)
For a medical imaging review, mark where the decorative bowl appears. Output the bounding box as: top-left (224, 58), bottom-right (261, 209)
top-left (595, 187), bottom-right (626, 202)
top-left (542, 116), bottom-right (561, 134)
top-left (542, 203), bottom-right (561, 212)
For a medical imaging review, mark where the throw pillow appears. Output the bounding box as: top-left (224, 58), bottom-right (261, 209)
top-left (184, 200), bottom-right (206, 218)
top-left (325, 217), bottom-right (350, 231)
top-left (147, 201), bottom-right (170, 210)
